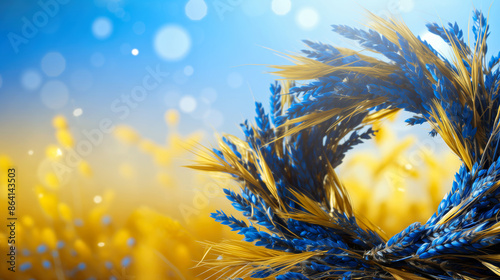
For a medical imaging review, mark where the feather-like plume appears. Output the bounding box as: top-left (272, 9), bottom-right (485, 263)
top-left (190, 8), bottom-right (500, 279)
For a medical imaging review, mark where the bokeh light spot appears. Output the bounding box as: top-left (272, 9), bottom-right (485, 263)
top-left (73, 108), bottom-right (83, 117)
top-left (101, 215), bottom-right (111, 225)
top-left (77, 262), bottom-right (86, 270)
top-left (132, 21), bottom-right (145, 35)
top-left (154, 25), bottom-right (191, 61)
top-left (41, 52), bottom-right (66, 77)
top-left (131, 48), bottom-right (139, 56)
top-left (185, 0), bottom-right (208, 20)
top-left (121, 256), bottom-right (131, 268)
top-left (42, 260), bottom-right (51, 269)
top-left (74, 218), bottom-right (83, 226)
top-left (92, 17), bottom-right (113, 39)
top-left (179, 95), bottom-right (197, 113)
top-left (184, 65), bottom-right (194, 76)
top-left (21, 70), bottom-right (42, 90)
top-left (272, 0), bottom-right (291, 15)
top-left (127, 237), bottom-right (135, 247)
top-left (45, 145), bottom-right (62, 158)
top-left (165, 109), bottom-right (180, 126)
top-left (119, 163), bottom-right (136, 178)
top-left (37, 244), bottom-right (48, 254)
top-left (227, 72), bottom-right (243, 89)
top-left (78, 160), bottom-right (92, 177)
top-left (296, 7), bottom-right (319, 30)
top-left (40, 80), bottom-right (69, 109)
top-left (93, 195), bottom-right (102, 204)
top-left (20, 262), bottom-right (32, 272)
top-left (52, 115), bottom-right (68, 129)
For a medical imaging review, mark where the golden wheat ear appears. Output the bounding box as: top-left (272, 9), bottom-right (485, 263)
top-left (192, 7), bottom-right (500, 280)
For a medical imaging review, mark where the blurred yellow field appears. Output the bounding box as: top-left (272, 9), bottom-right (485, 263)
top-left (0, 112), bottom-right (460, 279)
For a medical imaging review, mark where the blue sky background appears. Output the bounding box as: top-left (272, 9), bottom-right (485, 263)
top-left (0, 0), bottom-right (498, 157)
top-left (3, 2), bottom-right (499, 277)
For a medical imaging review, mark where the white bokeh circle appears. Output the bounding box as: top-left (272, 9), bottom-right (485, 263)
top-left (179, 95), bottom-right (197, 113)
top-left (41, 52), bottom-right (66, 77)
top-left (40, 80), bottom-right (69, 109)
top-left (154, 25), bottom-right (191, 61)
top-left (185, 0), bottom-right (208, 20)
top-left (21, 70), bottom-right (43, 90)
top-left (184, 65), bottom-right (194, 76)
top-left (272, 0), bottom-right (291, 15)
top-left (296, 7), bottom-right (319, 30)
top-left (92, 17), bottom-right (113, 39)
top-left (73, 108), bottom-right (83, 117)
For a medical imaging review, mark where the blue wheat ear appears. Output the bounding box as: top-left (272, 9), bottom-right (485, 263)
top-left (189, 9), bottom-right (500, 279)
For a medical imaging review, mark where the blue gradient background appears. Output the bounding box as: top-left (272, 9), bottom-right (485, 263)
top-left (0, 0), bottom-right (498, 159)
